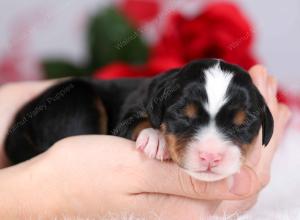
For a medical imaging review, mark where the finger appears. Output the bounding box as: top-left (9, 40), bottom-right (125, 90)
top-left (267, 76), bottom-right (278, 103)
top-left (249, 65), bottom-right (278, 115)
top-left (248, 65), bottom-right (268, 98)
top-left (244, 131), bottom-right (262, 168)
top-left (214, 194), bottom-right (258, 216)
top-left (266, 75), bottom-right (278, 113)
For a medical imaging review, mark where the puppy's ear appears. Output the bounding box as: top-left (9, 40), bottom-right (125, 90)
top-left (254, 87), bottom-right (274, 146)
top-left (260, 101), bottom-right (274, 146)
top-left (146, 69), bottom-right (180, 128)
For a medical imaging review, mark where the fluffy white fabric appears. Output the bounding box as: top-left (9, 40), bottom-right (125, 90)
top-left (244, 110), bottom-right (300, 219)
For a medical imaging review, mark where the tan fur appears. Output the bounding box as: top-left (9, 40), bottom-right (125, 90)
top-left (184, 103), bottom-right (198, 118)
top-left (95, 98), bottom-right (108, 134)
top-left (233, 110), bottom-right (246, 126)
top-left (164, 133), bottom-right (188, 165)
top-left (131, 119), bottom-right (151, 140)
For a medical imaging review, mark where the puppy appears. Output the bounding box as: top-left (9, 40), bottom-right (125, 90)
top-left (5, 59), bottom-right (273, 181)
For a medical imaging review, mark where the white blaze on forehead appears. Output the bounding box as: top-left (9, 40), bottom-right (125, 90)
top-left (204, 63), bottom-right (233, 116)
top-left (180, 64), bottom-right (240, 181)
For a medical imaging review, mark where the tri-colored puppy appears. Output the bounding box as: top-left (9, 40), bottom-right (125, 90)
top-left (5, 59), bottom-right (273, 181)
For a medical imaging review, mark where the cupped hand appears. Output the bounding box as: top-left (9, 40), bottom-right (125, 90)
top-left (0, 67), bottom-right (290, 219)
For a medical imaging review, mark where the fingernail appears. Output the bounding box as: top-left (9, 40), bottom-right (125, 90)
top-left (230, 168), bottom-right (252, 196)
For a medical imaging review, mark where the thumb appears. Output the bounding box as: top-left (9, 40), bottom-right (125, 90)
top-left (139, 158), bottom-right (261, 200)
top-left (227, 166), bottom-right (261, 198)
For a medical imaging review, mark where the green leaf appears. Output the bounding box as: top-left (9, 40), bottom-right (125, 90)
top-left (87, 7), bottom-right (148, 70)
top-left (42, 60), bottom-right (86, 79)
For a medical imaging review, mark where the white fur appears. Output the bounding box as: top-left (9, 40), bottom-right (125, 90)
top-left (204, 63), bottom-right (233, 116)
top-left (183, 124), bottom-right (241, 181)
top-left (136, 128), bottom-right (170, 160)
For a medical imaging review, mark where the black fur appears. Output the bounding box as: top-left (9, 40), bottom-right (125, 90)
top-left (4, 59), bottom-right (274, 164)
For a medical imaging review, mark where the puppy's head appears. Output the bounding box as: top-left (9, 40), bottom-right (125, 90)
top-left (147, 59), bottom-right (273, 181)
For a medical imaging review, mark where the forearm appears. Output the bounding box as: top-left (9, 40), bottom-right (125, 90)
top-left (0, 155), bottom-right (62, 219)
top-left (0, 136), bottom-right (136, 219)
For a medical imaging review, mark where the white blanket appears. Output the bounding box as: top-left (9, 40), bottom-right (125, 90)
top-left (244, 110), bottom-right (300, 219)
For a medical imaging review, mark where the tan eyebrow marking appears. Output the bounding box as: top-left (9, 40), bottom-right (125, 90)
top-left (183, 103), bottom-right (198, 118)
top-left (95, 98), bottom-right (108, 134)
top-left (233, 110), bottom-right (246, 126)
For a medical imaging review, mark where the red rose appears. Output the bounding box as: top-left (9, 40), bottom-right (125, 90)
top-left (146, 56), bottom-right (184, 75)
top-left (119, 0), bottom-right (160, 27)
top-left (95, 2), bottom-right (258, 80)
top-left (94, 62), bottom-right (142, 79)
top-left (151, 2), bottom-right (257, 70)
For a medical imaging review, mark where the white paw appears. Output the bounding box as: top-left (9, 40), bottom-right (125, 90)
top-left (136, 128), bottom-right (170, 161)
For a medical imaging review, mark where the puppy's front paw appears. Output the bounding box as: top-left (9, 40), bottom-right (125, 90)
top-left (136, 128), bottom-right (170, 160)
